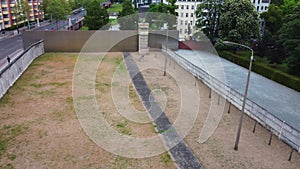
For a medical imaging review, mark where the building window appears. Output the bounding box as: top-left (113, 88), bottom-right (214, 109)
top-left (265, 6), bottom-right (268, 10)
top-left (261, 6), bottom-right (263, 10)
top-left (186, 13), bottom-right (188, 17)
top-left (181, 13), bottom-right (184, 17)
top-left (185, 29), bottom-right (187, 33)
top-left (185, 20), bottom-right (188, 25)
top-left (191, 13), bottom-right (193, 17)
top-left (258, 0), bottom-right (260, 4)
top-left (181, 5), bottom-right (184, 9)
top-left (186, 5), bottom-right (189, 10)
top-left (180, 20), bottom-right (183, 25)
top-left (190, 21), bottom-right (193, 25)
top-left (253, 0), bottom-right (255, 3)
top-left (180, 29), bottom-right (182, 34)
top-left (257, 6), bottom-right (259, 11)
top-left (191, 5), bottom-right (194, 10)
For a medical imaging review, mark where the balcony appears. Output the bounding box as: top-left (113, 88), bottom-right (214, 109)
top-left (1, 4), bottom-right (8, 8)
top-left (4, 18), bottom-right (10, 21)
top-left (2, 11), bottom-right (9, 15)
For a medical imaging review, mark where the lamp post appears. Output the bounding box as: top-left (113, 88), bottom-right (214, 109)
top-left (223, 41), bottom-right (254, 151)
top-left (164, 23), bottom-right (168, 76)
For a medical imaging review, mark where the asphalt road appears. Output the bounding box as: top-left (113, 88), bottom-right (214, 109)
top-left (0, 35), bottom-right (23, 60)
top-left (0, 10), bottom-right (86, 60)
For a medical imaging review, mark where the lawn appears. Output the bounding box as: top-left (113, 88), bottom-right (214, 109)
top-left (0, 52), bottom-right (299, 168)
top-left (107, 4), bottom-right (123, 13)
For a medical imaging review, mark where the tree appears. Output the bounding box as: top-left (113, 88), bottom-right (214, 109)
top-left (195, 0), bottom-right (223, 41)
top-left (146, 1), bottom-right (178, 30)
top-left (258, 4), bottom-right (285, 63)
top-left (84, 0), bottom-right (109, 30)
top-left (279, 4), bottom-right (300, 76)
top-left (218, 0), bottom-right (261, 44)
top-left (46, 0), bottom-right (71, 30)
top-left (118, 0), bottom-right (138, 30)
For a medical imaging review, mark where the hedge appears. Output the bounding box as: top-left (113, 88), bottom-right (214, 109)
top-left (218, 51), bottom-right (300, 92)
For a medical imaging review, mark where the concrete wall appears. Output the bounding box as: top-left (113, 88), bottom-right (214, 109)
top-left (165, 49), bottom-right (300, 153)
top-left (22, 31), bottom-right (139, 52)
top-left (0, 40), bottom-right (44, 100)
top-left (22, 30), bottom-right (179, 52)
top-left (149, 30), bottom-right (178, 50)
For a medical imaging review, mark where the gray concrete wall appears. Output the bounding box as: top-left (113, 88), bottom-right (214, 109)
top-left (22, 30), bottom-right (179, 52)
top-left (0, 40), bottom-right (44, 99)
top-left (149, 30), bottom-right (178, 50)
top-left (22, 31), bottom-right (139, 52)
top-left (165, 49), bottom-right (300, 153)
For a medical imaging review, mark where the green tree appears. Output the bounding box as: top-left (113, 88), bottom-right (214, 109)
top-left (46, 0), bottom-right (71, 30)
top-left (219, 0), bottom-right (261, 44)
top-left (279, 4), bottom-right (300, 76)
top-left (195, 0), bottom-right (223, 41)
top-left (146, 1), bottom-right (178, 30)
top-left (118, 0), bottom-right (137, 30)
top-left (259, 4), bottom-right (285, 63)
top-left (84, 0), bottom-right (109, 30)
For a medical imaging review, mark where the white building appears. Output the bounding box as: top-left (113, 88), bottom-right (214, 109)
top-left (176, 0), bottom-right (271, 39)
top-left (176, 0), bottom-right (202, 39)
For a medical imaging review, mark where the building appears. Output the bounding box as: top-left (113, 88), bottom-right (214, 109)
top-left (176, 0), bottom-right (271, 39)
top-left (176, 0), bottom-right (202, 39)
top-left (0, 0), bottom-right (44, 31)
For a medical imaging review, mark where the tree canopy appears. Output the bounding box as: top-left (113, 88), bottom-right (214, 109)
top-left (118, 0), bottom-right (138, 30)
top-left (46, 0), bottom-right (71, 21)
top-left (146, 1), bottom-right (178, 30)
top-left (279, 4), bottom-right (300, 76)
top-left (218, 0), bottom-right (261, 44)
top-left (195, 0), bottom-right (223, 40)
top-left (84, 0), bottom-right (109, 30)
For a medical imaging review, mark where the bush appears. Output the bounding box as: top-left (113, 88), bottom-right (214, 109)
top-left (218, 51), bottom-right (300, 91)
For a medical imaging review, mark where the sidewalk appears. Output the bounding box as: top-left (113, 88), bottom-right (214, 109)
top-left (175, 49), bottom-right (300, 131)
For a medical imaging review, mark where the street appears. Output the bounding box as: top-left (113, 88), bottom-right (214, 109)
top-left (0, 35), bottom-right (23, 60)
top-left (0, 9), bottom-right (86, 59)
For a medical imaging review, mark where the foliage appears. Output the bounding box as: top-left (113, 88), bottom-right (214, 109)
top-left (46, 0), bottom-right (71, 21)
top-left (218, 51), bottom-right (300, 91)
top-left (84, 0), bottom-right (109, 30)
top-left (118, 0), bottom-right (137, 30)
top-left (259, 4), bottom-right (285, 63)
top-left (146, 1), bottom-right (178, 30)
top-left (195, 0), bottom-right (223, 40)
top-left (279, 4), bottom-right (300, 76)
top-left (218, 0), bottom-right (261, 44)
top-left (107, 3), bottom-right (123, 13)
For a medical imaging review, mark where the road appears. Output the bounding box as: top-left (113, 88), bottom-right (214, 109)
top-left (0, 9), bottom-right (86, 59)
top-left (0, 35), bottom-right (23, 60)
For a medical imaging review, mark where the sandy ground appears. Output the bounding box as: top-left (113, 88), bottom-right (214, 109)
top-left (131, 52), bottom-right (300, 169)
top-left (0, 52), bottom-right (299, 169)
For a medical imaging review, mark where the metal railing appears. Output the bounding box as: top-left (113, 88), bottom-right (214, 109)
top-left (164, 47), bottom-right (300, 153)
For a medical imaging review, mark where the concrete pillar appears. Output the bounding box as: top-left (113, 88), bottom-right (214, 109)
top-left (138, 23), bottom-right (149, 54)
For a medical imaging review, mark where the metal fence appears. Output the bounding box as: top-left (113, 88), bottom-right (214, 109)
top-left (164, 48), bottom-right (300, 153)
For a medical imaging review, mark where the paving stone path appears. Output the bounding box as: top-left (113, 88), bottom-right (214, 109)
top-left (123, 52), bottom-right (203, 169)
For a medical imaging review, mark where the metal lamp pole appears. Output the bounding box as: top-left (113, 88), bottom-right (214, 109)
top-left (164, 24), bottom-right (168, 76)
top-left (223, 41), bottom-right (254, 151)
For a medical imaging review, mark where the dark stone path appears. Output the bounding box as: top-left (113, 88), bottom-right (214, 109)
top-left (123, 52), bottom-right (203, 169)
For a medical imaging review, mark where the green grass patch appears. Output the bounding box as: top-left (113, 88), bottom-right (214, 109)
top-left (109, 18), bottom-right (118, 25)
top-left (0, 124), bottom-right (29, 159)
top-left (116, 121), bottom-right (131, 135)
top-left (107, 4), bottom-right (123, 13)
top-left (160, 152), bottom-right (171, 165)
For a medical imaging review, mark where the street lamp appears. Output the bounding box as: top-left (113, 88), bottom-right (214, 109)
top-left (223, 41), bottom-right (254, 151)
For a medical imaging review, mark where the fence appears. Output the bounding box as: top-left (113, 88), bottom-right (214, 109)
top-left (164, 48), bottom-right (300, 154)
top-left (0, 40), bottom-right (44, 99)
